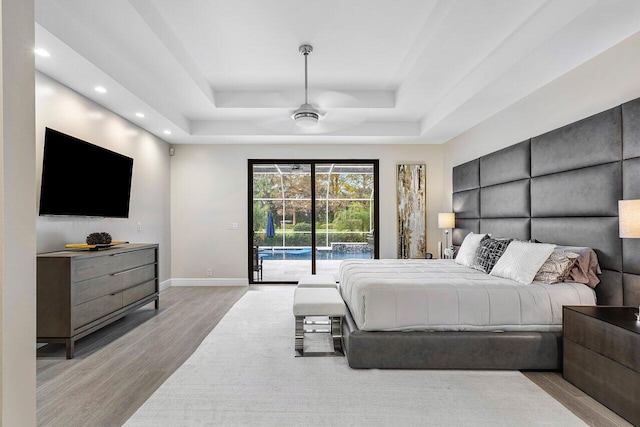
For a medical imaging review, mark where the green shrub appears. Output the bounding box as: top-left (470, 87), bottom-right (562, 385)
top-left (293, 222), bottom-right (311, 231)
top-left (332, 203), bottom-right (371, 232)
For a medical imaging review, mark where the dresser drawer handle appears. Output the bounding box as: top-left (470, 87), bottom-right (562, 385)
top-left (111, 264), bottom-right (153, 277)
top-left (110, 252), bottom-right (131, 257)
top-left (110, 281), bottom-right (156, 296)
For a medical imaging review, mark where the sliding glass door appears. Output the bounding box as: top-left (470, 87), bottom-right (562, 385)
top-left (314, 163), bottom-right (376, 280)
top-left (250, 163), bottom-right (312, 283)
top-left (249, 160), bottom-right (378, 284)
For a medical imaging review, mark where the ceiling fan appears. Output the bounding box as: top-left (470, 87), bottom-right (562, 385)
top-left (255, 44), bottom-right (367, 134)
top-left (292, 44), bottom-right (321, 128)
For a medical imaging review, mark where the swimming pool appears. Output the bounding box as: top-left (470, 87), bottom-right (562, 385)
top-left (259, 248), bottom-right (372, 260)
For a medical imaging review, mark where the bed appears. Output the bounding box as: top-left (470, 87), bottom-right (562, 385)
top-left (339, 259), bottom-right (595, 369)
top-left (339, 98), bottom-right (640, 369)
top-left (340, 259), bottom-right (595, 333)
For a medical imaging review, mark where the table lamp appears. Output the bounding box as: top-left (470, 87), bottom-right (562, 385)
top-left (438, 212), bottom-right (455, 259)
top-left (619, 200), bottom-right (640, 320)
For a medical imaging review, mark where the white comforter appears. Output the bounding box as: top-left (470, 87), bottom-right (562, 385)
top-left (339, 259), bottom-right (596, 332)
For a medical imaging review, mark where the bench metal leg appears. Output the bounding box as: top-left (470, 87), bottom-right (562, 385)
top-left (295, 315), bottom-right (344, 357)
top-left (295, 316), bottom-right (304, 356)
top-left (331, 316), bottom-right (344, 355)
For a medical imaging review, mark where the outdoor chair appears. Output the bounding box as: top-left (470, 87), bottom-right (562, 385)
top-left (253, 245), bottom-right (263, 281)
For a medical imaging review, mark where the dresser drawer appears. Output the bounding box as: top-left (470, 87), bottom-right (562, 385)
top-left (73, 248), bottom-right (156, 281)
top-left (73, 293), bottom-right (123, 329)
top-left (73, 263), bottom-right (156, 306)
top-left (564, 308), bottom-right (640, 372)
top-left (564, 339), bottom-right (640, 426)
top-left (122, 280), bottom-right (156, 307)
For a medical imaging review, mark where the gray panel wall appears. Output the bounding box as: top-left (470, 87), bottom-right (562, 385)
top-left (452, 98), bottom-right (640, 307)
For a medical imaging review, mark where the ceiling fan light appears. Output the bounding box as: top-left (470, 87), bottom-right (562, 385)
top-left (294, 111), bottom-right (319, 127)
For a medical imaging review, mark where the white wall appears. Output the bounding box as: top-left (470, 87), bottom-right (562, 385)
top-left (35, 72), bottom-right (172, 281)
top-left (171, 144), bottom-right (443, 279)
top-left (442, 30), bottom-right (640, 210)
top-left (1, 0), bottom-right (36, 424)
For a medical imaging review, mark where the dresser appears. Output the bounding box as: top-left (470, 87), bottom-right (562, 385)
top-left (37, 243), bottom-right (159, 358)
top-left (563, 306), bottom-right (640, 425)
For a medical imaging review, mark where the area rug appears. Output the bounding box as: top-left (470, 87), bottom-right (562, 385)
top-left (125, 286), bottom-right (584, 426)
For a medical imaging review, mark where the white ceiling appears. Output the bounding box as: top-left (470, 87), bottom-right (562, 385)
top-left (34, 0), bottom-right (640, 144)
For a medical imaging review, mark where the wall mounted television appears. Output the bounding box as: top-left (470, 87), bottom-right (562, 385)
top-left (39, 128), bottom-right (134, 218)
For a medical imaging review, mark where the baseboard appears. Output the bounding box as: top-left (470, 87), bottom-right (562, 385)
top-left (170, 278), bottom-right (249, 287)
top-left (159, 279), bottom-right (172, 292)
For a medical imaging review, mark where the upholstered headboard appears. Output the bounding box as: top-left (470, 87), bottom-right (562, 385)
top-left (452, 98), bottom-right (640, 307)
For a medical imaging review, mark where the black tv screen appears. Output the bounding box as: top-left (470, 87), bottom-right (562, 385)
top-left (39, 128), bottom-right (134, 218)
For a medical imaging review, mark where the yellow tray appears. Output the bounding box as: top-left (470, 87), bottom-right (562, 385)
top-left (65, 241), bottom-right (128, 250)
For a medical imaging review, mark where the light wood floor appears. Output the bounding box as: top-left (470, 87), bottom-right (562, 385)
top-left (523, 372), bottom-right (632, 427)
top-left (37, 286), bottom-right (630, 427)
top-left (37, 286), bottom-right (247, 427)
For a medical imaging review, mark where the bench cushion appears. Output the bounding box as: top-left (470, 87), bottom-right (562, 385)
top-left (297, 274), bottom-right (337, 288)
top-left (293, 288), bottom-right (346, 316)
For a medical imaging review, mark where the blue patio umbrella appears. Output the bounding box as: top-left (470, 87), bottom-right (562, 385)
top-left (266, 211), bottom-right (275, 238)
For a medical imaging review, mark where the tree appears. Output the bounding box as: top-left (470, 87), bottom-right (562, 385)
top-left (332, 202), bottom-right (371, 232)
top-left (277, 172), bottom-right (311, 226)
top-left (252, 202), bottom-right (268, 232)
top-left (253, 176), bottom-right (279, 199)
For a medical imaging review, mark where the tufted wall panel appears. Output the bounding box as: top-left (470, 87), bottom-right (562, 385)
top-left (480, 218), bottom-right (530, 241)
top-left (622, 98), bottom-right (640, 159)
top-left (452, 159), bottom-right (480, 192)
top-left (452, 219), bottom-right (479, 244)
top-left (480, 140), bottom-right (531, 186)
top-left (530, 218), bottom-right (621, 271)
top-left (452, 189), bottom-right (480, 218)
top-left (530, 163), bottom-right (621, 217)
top-left (452, 98), bottom-right (640, 307)
top-left (530, 107), bottom-right (622, 177)
top-left (481, 180), bottom-right (530, 218)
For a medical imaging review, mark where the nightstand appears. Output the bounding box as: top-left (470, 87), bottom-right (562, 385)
top-left (563, 306), bottom-right (640, 426)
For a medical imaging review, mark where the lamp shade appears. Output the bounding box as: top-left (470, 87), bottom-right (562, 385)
top-left (619, 200), bottom-right (640, 238)
top-left (438, 212), bottom-right (455, 229)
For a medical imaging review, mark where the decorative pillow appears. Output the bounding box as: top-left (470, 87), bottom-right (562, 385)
top-left (490, 241), bottom-right (556, 284)
top-left (534, 249), bottom-right (579, 284)
top-left (556, 246), bottom-right (602, 288)
top-left (454, 232), bottom-right (488, 267)
top-left (471, 238), bottom-right (513, 274)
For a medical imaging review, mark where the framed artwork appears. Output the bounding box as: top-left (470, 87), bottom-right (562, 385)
top-left (397, 163), bottom-right (427, 258)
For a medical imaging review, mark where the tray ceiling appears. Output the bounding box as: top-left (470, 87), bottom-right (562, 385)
top-left (34, 0), bottom-right (640, 144)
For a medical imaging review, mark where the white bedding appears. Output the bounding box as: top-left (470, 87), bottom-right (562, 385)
top-left (339, 259), bottom-right (596, 332)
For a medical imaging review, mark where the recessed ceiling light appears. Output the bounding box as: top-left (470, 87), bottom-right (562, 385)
top-left (94, 86), bottom-right (107, 93)
top-left (135, 112), bottom-right (145, 118)
top-left (34, 48), bottom-right (50, 57)
top-left (163, 130), bottom-right (172, 135)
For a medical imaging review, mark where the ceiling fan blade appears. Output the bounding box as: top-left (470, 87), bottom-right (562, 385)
top-left (254, 113), bottom-right (298, 134)
top-left (256, 108), bottom-right (369, 135)
top-left (217, 91), bottom-right (292, 108)
top-left (295, 110), bottom-right (368, 134)
top-left (314, 90), bottom-right (360, 109)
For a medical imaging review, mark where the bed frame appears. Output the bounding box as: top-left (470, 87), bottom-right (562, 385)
top-left (342, 97), bottom-right (640, 369)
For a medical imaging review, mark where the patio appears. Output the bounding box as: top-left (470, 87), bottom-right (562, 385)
top-left (259, 259), bottom-right (343, 283)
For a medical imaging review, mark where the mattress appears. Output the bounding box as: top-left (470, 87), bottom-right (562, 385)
top-left (339, 259), bottom-right (596, 332)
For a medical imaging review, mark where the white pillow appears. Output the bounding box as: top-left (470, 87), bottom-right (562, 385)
top-left (455, 232), bottom-right (488, 267)
top-left (490, 241), bottom-right (556, 284)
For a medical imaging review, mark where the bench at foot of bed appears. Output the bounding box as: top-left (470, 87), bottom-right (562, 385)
top-left (297, 274), bottom-right (338, 289)
top-left (293, 287), bottom-right (346, 357)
